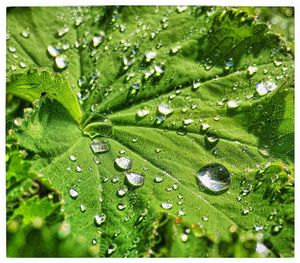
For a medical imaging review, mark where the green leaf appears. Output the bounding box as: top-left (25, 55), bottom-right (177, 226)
top-left (7, 6), bottom-right (294, 257)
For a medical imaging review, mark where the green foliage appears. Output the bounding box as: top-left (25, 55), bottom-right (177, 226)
top-left (6, 6), bottom-right (294, 257)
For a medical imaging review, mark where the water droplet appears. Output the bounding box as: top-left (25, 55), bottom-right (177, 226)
top-left (125, 172), bottom-right (144, 187)
top-left (242, 208), bottom-right (250, 215)
top-left (200, 123), bottom-right (210, 131)
top-left (13, 117), bottom-right (23, 126)
top-left (8, 46), bottom-right (16, 53)
top-left (117, 186), bottom-right (128, 197)
top-left (247, 66), bottom-right (257, 76)
top-left (90, 138), bottom-right (111, 153)
top-left (92, 32), bottom-right (105, 47)
top-left (75, 16), bottom-right (83, 26)
top-left (55, 56), bottom-right (68, 69)
top-left (256, 81), bottom-right (277, 96)
top-left (94, 213), bottom-right (106, 226)
top-left (181, 233), bottom-right (189, 242)
top-left (69, 155), bottom-right (77, 162)
top-left (154, 176), bottom-right (164, 183)
top-left (76, 165), bottom-right (82, 172)
top-left (258, 146), bottom-right (270, 158)
top-left (92, 238), bottom-right (97, 245)
top-left (47, 45), bottom-right (60, 57)
top-left (19, 61), bottom-right (27, 68)
top-left (177, 6), bottom-right (188, 13)
top-left (271, 224), bottom-right (283, 235)
top-left (170, 45), bottom-right (181, 54)
top-left (155, 148), bottom-right (161, 153)
top-left (117, 203), bottom-right (126, 210)
top-left (161, 201), bottom-right (172, 210)
top-left (21, 30), bottom-right (30, 38)
top-left (154, 65), bottom-right (164, 76)
top-left (274, 60), bottom-right (282, 67)
top-left (158, 104), bottom-right (173, 116)
top-left (106, 243), bottom-right (117, 256)
top-left (57, 27), bottom-right (69, 37)
top-left (136, 109), bottom-right (150, 118)
top-left (155, 116), bottom-right (165, 124)
top-left (192, 81), bottom-right (201, 90)
top-left (227, 100), bottom-right (240, 109)
top-left (115, 157), bottom-right (132, 170)
top-left (111, 176), bottom-right (119, 183)
top-left (80, 204), bottom-right (86, 212)
top-left (202, 215), bottom-right (209, 222)
top-left (93, 156), bottom-right (102, 165)
top-left (69, 188), bottom-right (78, 199)
top-left (196, 163), bottom-right (231, 194)
top-left (145, 51), bottom-right (156, 62)
top-left (183, 118), bottom-right (193, 125)
top-left (256, 242), bottom-right (270, 257)
top-left (119, 149), bottom-right (126, 154)
top-left (132, 138), bottom-right (138, 143)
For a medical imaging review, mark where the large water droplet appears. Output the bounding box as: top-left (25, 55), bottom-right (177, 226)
top-left (90, 138), bottom-right (111, 153)
top-left (47, 45), bottom-right (60, 57)
top-left (196, 163), bottom-right (231, 194)
top-left (115, 157), bottom-right (132, 170)
top-left (94, 213), bottom-right (106, 226)
top-left (69, 188), bottom-right (78, 199)
top-left (227, 100), bottom-right (240, 109)
top-left (256, 81), bottom-right (277, 96)
top-left (125, 171), bottom-right (144, 187)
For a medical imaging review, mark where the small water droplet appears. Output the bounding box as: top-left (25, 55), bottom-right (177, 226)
top-left (93, 156), bottom-right (102, 165)
top-left (132, 138), bottom-right (138, 143)
top-left (202, 215), bottom-right (209, 222)
top-left (155, 148), bottom-right (161, 153)
top-left (90, 138), bottom-right (111, 153)
top-left (271, 224), bottom-right (283, 235)
top-left (92, 32), bottom-right (105, 47)
top-left (69, 188), bottom-right (78, 199)
top-left (196, 163), bottom-right (231, 194)
top-left (192, 81), bottom-right (201, 90)
top-left (136, 109), bottom-right (150, 118)
top-left (21, 30), bottom-right (30, 38)
top-left (125, 172), bottom-right (144, 187)
top-left (170, 45), bottom-right (181, 54)
top-left (75, 16), bottom-right (83, 26)
top-left (69, 155), bottom-right (76, 162)
top-left (200, 123), bottom-right (210, 131)
top-left (227, 100), bottom-right (240, 109)
top-left (80, 204), bottom-right (86, 212)
top-left (55, 56), bottom-right (68, 69)
top-left (47, 45), bottom-right (60, 57)
top-left (8, 46), bottom-right (16, 53)
top-left (115, 157), bottom-right (132, 170)
top-left (57, 27), bottom-right (69, 37)
top-left (161, 201), bottom-right (172, 210)
top-left (117, 203), bottom-right (126, 210)
top-left (106, 243), bottom-right (117, 256)
top-left (183, 118), bottom-right (193, 125)
top-left (76, 165), bottom-right (82, 172)
top-left (242, 208), bottom-right (250, 215)
top-left (177, 6), bottom-right (188, 13)
top-left (154, 176), bottom-right (164, 183)
top-left (92, 238), bottom-right (97, 245)
top-left (247, 66), bottom-right (257, 76)
top-left (19, 61), bottom-right (27, 68)
top-left (181, 233), bottom-right (189, 242)
top-left (94, 213), bottom-right (106, 226)
top-left (13, 117), bottom-right (23, 126)
top-left (117, 186), bottom-right (128, 197)
top-left (158, 104), bottom-right (173, 116)
top-left (145, 51), bottom-right (156, 62)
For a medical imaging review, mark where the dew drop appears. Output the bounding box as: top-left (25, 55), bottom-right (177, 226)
top-left (196, 163), bottom-right (231, 194)
top-left (117, 186), bottom-right (128, 197)
top-left (47, 45), bottom-right (60, 57)
top-left (158, 104), bottom-right (173, 116)
top-left (57, 27), bottom-right (69, 37)
top-left (55, 56), bottom-right (68, 69)
top-left (161, 201), bottom-right (172, 210)
top-left (21, 30), bottom-right (30, 38)
top-left (8, 46), bottom-right (16, 53)
top-left (247, 66), bottom-right (257, 76)
top-left (177, 6), bottom-right (188, 13)
top-left (106, 243), bottom-right (117, 256)
top-left (192, 81), bottom-right (201, 90)
top-left (181, 233), bottom-right (189, 242)
top-left (80, 203), bottom-right (86, 212)
top-left (200, 123), bottom-right (210, 131)
top-left (94, 213), bottom-right (106, 226)
top-left (115, 157), bottom-right (132, 170)
top-left (258, 146), bottom-right (270, 158)
top-left (145, 51), bottom-right (156, 62)
top-left (76, 165), bottom-right (82, 172)
top-left (202, 215), bottom-right (209, 222)
top-left (93, 156), bottom-right (102, 165)
top-left (13, 118), bottom-right (23, 126)
top-left (136, 109), bottom-right (150, 118)
top-left (183, 118), bottom-right (193, 125)
top-left (125, 172), bottom-right (144, 187)
top-left (90, 138), bottom-right (111, 153)
top-left (117, 203), bottom-right (126, 210)
top-left (227, 100), bottom-right (240, 109)
top-left (69, 155), bottom-right (77, 162)
top-left (92, 32), bottom-right (105, 47)
top-left (256, 81), bottom-right (277, 96)
top-left (69, 188), bottom-right (78, 199)
top-left (154, 176), bottom-right (164, 183)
